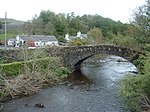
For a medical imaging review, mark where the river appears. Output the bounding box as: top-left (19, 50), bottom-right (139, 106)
top-left (1, 55), bottom-right (137, 112)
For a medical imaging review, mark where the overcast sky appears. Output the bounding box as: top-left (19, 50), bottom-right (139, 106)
top-left (0, 0), bottom-right (144, 23)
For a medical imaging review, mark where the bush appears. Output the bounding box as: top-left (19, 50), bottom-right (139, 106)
top-left (54, 67), bottom-right (70, 78)
top-left (0, 62), bottom-right (23, 76)
top-left (119, 74), bottom-right (143, 111)
top-left (0, 57), bottom-right (70, 100)
top-left (119, 73), bottom-right (150, 111)
top-left (111, 36), bottom-right (140, 50)
top-left (119, 53), bottom-right (150, 111)
top-left (0, 57), bottom-right (62, 76)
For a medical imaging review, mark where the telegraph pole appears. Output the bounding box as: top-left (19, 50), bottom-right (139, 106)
top-left (5, 12), bottom-right (7, 49)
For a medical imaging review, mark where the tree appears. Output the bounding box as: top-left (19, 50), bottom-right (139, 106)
top-left (25, 10), bottom-right (128, 41)
top-left (132, 0), bottom-right (150, 38)
top-left (87, 28), bottom-right (104, 44)
top-left (68, 38), bottom-right (87, 46)
top-left (122, 24), bottom-right (138, 37)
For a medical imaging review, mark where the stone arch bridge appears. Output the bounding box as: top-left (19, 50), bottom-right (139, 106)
top-left (46, 45), bottom-right (141, 71)
top-left (0, 45), bottom-right (141, 71)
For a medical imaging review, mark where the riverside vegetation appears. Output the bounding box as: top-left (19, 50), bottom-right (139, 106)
top-left (118, 0), bottom-right (150, 111)
top-left (0, 48), bottom-right (70, 101)
top-left (119, 50), bottom-right (150, 112)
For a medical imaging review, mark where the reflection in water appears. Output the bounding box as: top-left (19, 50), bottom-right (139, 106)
top-left (67, 69), bottom-right (93, 84)
top-left (2, 56), bottom-right (136, 112)
top-left (63, 69), bottom-right (93, 90)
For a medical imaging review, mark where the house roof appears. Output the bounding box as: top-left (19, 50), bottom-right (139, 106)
top-left (69, 36), bottom-right (77, 39)
top-left (8, 38), bottom-right (16, 41)
top-left (80, 34), bottom-right (87, 38)
top-left (18, 35), bottom-right (58, 42)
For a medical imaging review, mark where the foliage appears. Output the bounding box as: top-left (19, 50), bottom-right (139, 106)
top-left (0, 57), bottom-right (7, 64)
top-left (57, 36), bottom-right (67, 43)
top-left (54, 67), bottom-right (70, 78)
top-left (119, 73), bottom-right (150, 111)
top-left (25, 10), bottom-right (144, 45)
top-left (68, 38), bottom-right (87, 46)
top-left (119, 19), bottom-right (150, 111)
top-left (0, 57), bottom-right (70, 100)
top-left (87, 28), bottom-right (104, 44)
top-left (110, 36), bottom-right (140, 50)
top-left (0, 57), bottom-right (65, 76)
top-left (24, 10), bottom-right (133, 41)
top-left (142, 44), bottom-right (150, 51)
top-left (0, 61), bottom-right (23, 76)
top-left (119, 75), bottom-right (141, 111)
top-left (0, 34), bottom-right (15, 40)
top-left (119, 52), bottom-right (150, 112)
top-left (131, 0), bottom-right (150, 38)
top-left (0, 47), bottom-right (70, 100)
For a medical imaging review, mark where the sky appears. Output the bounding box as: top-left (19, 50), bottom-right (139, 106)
top-left (0, 0), bottom-right (145, 23)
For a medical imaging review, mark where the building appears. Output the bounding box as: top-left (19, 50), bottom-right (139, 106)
top-left (7, 38), bottom-right (16, 46)
top-left (65, 31), bottom-right (87, 42)
top-left (15, 35), bottom-right (59, 48)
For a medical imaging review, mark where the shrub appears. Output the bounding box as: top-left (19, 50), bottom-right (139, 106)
top-left (119, 73), bottom-right (150, 111)
top-left (0, 57), bottom-right (62, 76)
top-left (54, 67), bottom-right (70, 78)
top-left (119, 53), bottom-right (150, 111)
top-left (119, 74), bottom-right (143, 111)
top-left (111, 36), bottom-right (140, 50)
top-left (0, 62), bottom-right (23, 76)
top-left (0, 57), bottom-right (70, 100)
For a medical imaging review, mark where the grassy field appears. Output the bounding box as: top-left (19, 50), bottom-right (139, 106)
top-left (0, 34), bottom-right (16, 40)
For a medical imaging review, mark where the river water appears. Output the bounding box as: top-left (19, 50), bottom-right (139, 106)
top-left (2, 55), bottom-right (137, 112)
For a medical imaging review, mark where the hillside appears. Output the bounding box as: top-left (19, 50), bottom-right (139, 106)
top-left (0, 18), bottom-right (25, 41)
top-left (0, 18), bottom-right (25, 25)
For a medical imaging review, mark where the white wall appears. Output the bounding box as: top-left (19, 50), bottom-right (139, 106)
top-left (46, 41), bottom-right (59, 46)
top-left (15, 35), bottom-right (25, 47)
top-left (8, 40), bottom-right (15, 46)
top-left (34, 41), bottom-right (59, 47)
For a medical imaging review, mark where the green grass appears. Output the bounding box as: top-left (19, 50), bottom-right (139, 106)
top-left (0, 57), bottom-right (70, 77)
top-left (0, 57), bottom-right (56, 76)
top-left (0, 34), bottom-right (16, 40)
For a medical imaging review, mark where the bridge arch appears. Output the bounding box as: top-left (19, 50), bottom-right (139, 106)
top-left (62, 45), bottom-right (141, 71)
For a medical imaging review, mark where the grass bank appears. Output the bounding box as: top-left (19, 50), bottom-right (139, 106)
top-left (0, 57), bottom-right (70, 101)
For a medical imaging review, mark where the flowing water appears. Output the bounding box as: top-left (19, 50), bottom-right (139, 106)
top-left (2, 55), bottom-right (137, 112)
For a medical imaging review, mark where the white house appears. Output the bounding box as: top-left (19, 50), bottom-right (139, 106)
top-left (7, 38), bottom-right (16, 46)
top-left (65, 33), bottom-right (71, 42)
top-left (15, 35), bottom-right (59, 48)
top-left (65, 31), bottom-right (87, 42)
